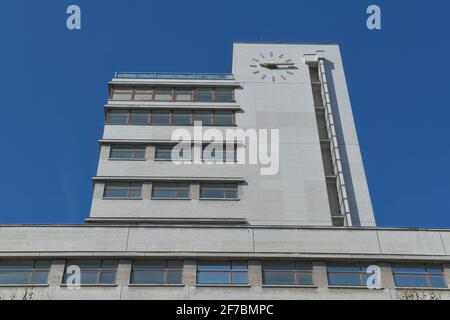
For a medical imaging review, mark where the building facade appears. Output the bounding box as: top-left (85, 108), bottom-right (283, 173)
top-left (1, 43), bottom-right (449, 300)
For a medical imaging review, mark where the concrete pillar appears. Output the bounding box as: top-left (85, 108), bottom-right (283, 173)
top-left (116, 259), bottom-right (132, 286)
top-left (99, 144), bottom-right (110, 160)
top-left (183, 260), bottom-right (197, 287)
top-left (248, 260), bottom-right (261, 287)
top-left (93, 182), bottom-right (105, 199)
top-left (379, 262), bottom-right (395, 289)
top-left (443, 263), bottom-right (450, 287)
top-left (142, 182), bottom-right (151, 199)
top-left (312, 261), bottom-right (328, 287)
top-left (48, 259), bottom-right (65, 286)
top-left (146, 145), bottom-right (155, 160)
top-left (191, 183), bottom-right (200, 199)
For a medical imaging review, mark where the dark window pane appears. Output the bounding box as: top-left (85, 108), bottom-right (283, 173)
top-left (0, 271), bottom-right (31, 284)
top-left (392, 265), bottom-right (427, 274)
top-left (112, 86), bottom-right (133, 100)
top-left (155, 146), bottom-right (174, 160)
top-left (167, 261), bottom-right (183, 269)
top-left (225, 190), bottom-right (238, 199)
top-left (101, 261), bottom-right (118, 269)
top-left (134, 146), bottom-right (146, 159)
top-left (0, 261), bottom-right (34, 270)
top-left (173, 111), bottom-right (192, 125)
top-left (99, 272), bottom-right (116, 284)
top-left (215, 111), bottom-right (234, 125)
top-left (80, 272), bottom-right (99, 284)
top-left (430, 276), bottom-right (447, 288)
top-left (328, 273), bottom-right (363, 286)
top-left (167, 271), bottom-right (183, 284)
top-left (110, 145), bottom-right (134, 159)
top-left (263, 272), bottom-right (295, 285)
top-left (151, 111), bottom-right (171, 125)
top-left (30, 271), bottom-right (49, 284)
top-left (194, 111), bottom-right (213, 125)
top-left (34, 261), bottom-right (52, 270)
top-left (231, 261), bottom-right (247, 270)
top-left (197, 271), bottom-right (229, 284)
top-left (427, 265), bottom-right (444, 275)
top-left (215, 89), bottom-right (234, 102)
top-left (108, 111), bottom-right (128, 124)
top-left (134, 87), bottom-right (153, 101)
top-left (394, 275), bottom-right (429, 287)
top-left (131, 271), bottom-right (165, 284)
top-left (133, 261), bottom-right (166, 270)
top-left (232, 272), bottom-right (248, 284)
top-left (201, 189), bottom-right (225, 199)
top-left (130, 111), bottom-right (149, 125)
top-left (74, 261), bottom-right (101, 270)
top-left (195, 88), bottom-right (213, 102)
top-left (263, 261), bottom-right (296, 271)
top-left (327, 264), bottom-right (362, 273)
top-left (296, 274), bottom-right (314, 285)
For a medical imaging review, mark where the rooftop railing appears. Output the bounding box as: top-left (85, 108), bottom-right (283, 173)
top-left (114, 72), bottom-right (235, 80)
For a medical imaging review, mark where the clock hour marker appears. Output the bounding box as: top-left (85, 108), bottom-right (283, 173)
top-left (261, 74), bottom-right (267, 79)
top-left (272, 76), bottom-right (276, 82)
top-left (280, 75), bottom-right (286, 80)
top-left (270, 51), bottom-right (273, 57)
top-left (252, 58), bottom-right (259, 62)
top-left (249, 65), bottom-right (257, 67)
top-left (279, 54), bottom-right (284, 59)
top-left (253, 70), bottom-right (260, 74)
top-left (285, 59), bottom-right (292, 63)
top-left (287, 71), bottom-right (294, 75)
top-left (259, 53), bottom-right (265, 59)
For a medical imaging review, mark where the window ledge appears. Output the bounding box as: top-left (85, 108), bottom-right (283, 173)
top-left (60, 284), bottom-right (118, 288)
top-left (0, 284), bottom-right (49, 288)
top-left (395, 287), bottom-right (450, 291)
top-left (108, 158), bottom-right (146, 161)
top-left (102, 197), bottom-right (143, 200)
top-left (328, 285), bottom-right (383, 290)
top-left (195, 284), bottom-right (251, 288)
top-left (150, 198), bottom-right (191, 200)
top-left (128, 284), bottom-right (185, 287)
top-left (262, 285), bottom-right (318, 289)
top-left (199, 198), bottom-right (240, 201)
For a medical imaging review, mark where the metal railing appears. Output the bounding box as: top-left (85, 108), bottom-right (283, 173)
top-left (114, 72), bottom-right (235, 81)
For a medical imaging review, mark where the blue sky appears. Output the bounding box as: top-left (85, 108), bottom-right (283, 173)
top-left (0, 0), bottom-right (449, 227)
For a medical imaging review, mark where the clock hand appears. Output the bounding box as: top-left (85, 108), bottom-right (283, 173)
top-left (260, 62), bottom-right (295, 69)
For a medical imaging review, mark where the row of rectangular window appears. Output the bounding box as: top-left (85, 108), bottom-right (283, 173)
top-left (110, 86), bottom-right (235, 102)
top-left (106, 110), bottom-right (236, 126)
top-left (103, 182), bottom-right (239, 200)
top-left (109, 144), bottom-right (238, 162)
top-left (1, 260), bottom-right (447, 289)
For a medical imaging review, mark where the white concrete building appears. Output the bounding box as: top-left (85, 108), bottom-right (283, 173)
top-left (1, 43), bottom-right (449, 300)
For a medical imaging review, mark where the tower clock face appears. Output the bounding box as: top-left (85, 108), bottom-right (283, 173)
top-left (249, 51), bottom-right (296, 82)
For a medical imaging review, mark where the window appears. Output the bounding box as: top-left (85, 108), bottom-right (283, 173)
top-left (215, 88), bottom-right (234, 102)
top-left (103, 182), bottom-right (142, 198)
top-left (131, 260), bottom-right (183, 285)
top-left (155, 145), bottom-right (176, 160)
top-left (130, 110), bottom-right (150, 125)
top-left (202, 144), bottom-right (237, 162)
top-left (63, 260), bottom-right (117, 285)
top-left (152, 183), bottom-right (190, 199)
top-left (194, 88), bottom-right (214, 102)
top-left (200, 183), bottom-right (238, 199)
top-left (109, 145), bottom-right (146, 160)
top-left (111, 86), bottom-right (133, 100)
top-left (262, 261), bottom-right (314, 286)
top-left (108, 110), bottom-right (129, 125)
top-left (155, 88), bottom-right (173, 101)
top-left (0, 260), bottom-right (51, 285)
top-left (173, 111), bottom-right (193, 125)
top-left (151, 110), bottom-right (171, 125)
top-left (194, 111), bottom-right (214, 125)
top-left (175, 88), bottom-right (193, 101)
top-left (327, 263), bottom-right (371, 287)
top-left (392, 264), bottom-right (447, 288)
top-left (214, 111), bottom-right (235, 126)
top-left (134, 87), bottom-right (153, 101)
top-left (197, 261), bottom-right (248, 285)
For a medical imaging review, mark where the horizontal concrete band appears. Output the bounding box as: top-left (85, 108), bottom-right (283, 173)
top-left (0, 226), bottom-right (449, 260)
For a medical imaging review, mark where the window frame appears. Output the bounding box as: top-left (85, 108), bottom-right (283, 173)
top-left (326, 262), bottom-right (371, 287)
top-left (199, 183), bottom-right (239, 200)
top-left (0, 260), bottom-right (51, 285)
top-left (151, 182), bottom-right (191, 199)
top-left (392, 264), bottom-right (448, 289)
top-left (262, 261), bottom-right (314, 286)
top-left (109, 144), bottom-right (146, 160)
top-left (196, 261), bottom-right (248, 285)
top-left (130, 260), bottom-right (183, 285)
top-left (62, 260), bottom-right (118, 285)
top-left (103, 181), bottom-right (142, 199)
